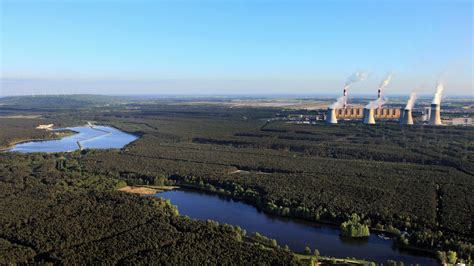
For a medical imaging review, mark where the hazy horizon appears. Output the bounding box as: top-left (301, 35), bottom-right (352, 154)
top-left (0, 91), bottom-right (472, 99)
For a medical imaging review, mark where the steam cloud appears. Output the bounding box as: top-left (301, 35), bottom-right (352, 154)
top-left (378, 73), bottom-right (393, 95)
top-left (329, 71), bottom-right (369, 109)
top-left (365, 97), bottom-right (386, 109)
top-left (365, 74), bottom-right (393, 109)
top-left (405, 91), bottom-right (417, 110)
top-left (432, 82), bottom-right (444, 105)
top-left (344, 71), bottom-right (369, 90)
top-left (329, 95), bottom-right (346, 109)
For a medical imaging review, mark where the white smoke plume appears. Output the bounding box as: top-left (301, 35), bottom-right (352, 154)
top-left (405, 91), bottom-right (417, 110)
top-left (432, 82), bottom-right (444, 105)
top-left (365, 97), bottom-right (387, 109)
top-left (364, 74), bottom-right (393, 109)
top-left (378, 73), bottom-right (393, 95)
top-left (344, 71), bottom-right (369, 90)
top-left (329, 71), bottom-right (369, 109)
top-left (329, 95), bottom-right (346, 109)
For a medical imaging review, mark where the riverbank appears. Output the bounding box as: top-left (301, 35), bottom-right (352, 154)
top-left (170, 183), bottom-right (439, 262)
top-left (295, 253), bottom-right (374, 266)
top-left (6, 125), bottom-right (138, 153)
top-left (119, 185), bottom-right (179, 195)
top-left (0, 154), bottom-right (299, 265)
top-left (0, 130), bottom-right (76, 152)
top-left (155, 188), bottom-right (438, 264)
top-left (241, 233), bottom-right (376, 265)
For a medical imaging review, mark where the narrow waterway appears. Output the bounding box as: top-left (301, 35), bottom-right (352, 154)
top-left (156, 189), bottom-right (437, 265)
top-left (9, 125), bottom-right (137, 153)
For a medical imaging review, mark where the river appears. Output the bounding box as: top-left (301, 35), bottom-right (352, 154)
top-left (156, 189), bottom-right (437, 265)
top-left (8, 125), bottom-right (137, 153)
top-left (7, 125), bottom-right (437, 264)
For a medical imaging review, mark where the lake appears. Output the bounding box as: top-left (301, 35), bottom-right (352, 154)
top-left (8, 126), bottom-right (137, 153)
top-left (156, 189), bottom-right (437, 265)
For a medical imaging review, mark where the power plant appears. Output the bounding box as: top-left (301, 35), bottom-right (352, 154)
top-left (325, 77), bottom-right (445, 126)
top-left (325, 72), bottom-right (368, 124)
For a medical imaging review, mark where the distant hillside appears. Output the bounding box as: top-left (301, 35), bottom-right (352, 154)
top-left (0, 95), bottom-right (130, 109)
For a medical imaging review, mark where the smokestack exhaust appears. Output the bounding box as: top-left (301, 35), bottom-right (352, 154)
top-left (326, 108), bottom-right (338, 124)
top-left (399, 109), bottom-right (414, 125)
top-left (363, 108), bottom-right (376, 125)
top-left (343, 89), bottom-right (348, 109)
top-left (429, 103), bottom-right (442, 125)
top-left (377, 73), bottom-right (393, 99)
top-left (342, 71), bottom-right (369, 109)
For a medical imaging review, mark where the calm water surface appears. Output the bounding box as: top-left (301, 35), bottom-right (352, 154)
top-left (9, 126), bottom-right (137, 153)
top-left (157, 189), bottom-right (437, 265)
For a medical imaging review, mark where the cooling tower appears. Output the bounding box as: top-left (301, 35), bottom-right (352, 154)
top-left (429, 103), bottom-right (442, 125)
top-left (326, 108), bottom-right (338, 124)
top-left (399, 109), bottom-right (414, 125)
top-left (363, 108), bottom-right (375, 125)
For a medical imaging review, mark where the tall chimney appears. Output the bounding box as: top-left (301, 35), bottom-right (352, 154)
top-left (326, 108), bottom-right (338, 124)
top-left (363, 108), bottom-right (376, 124)
top-left (429, 103), bottom-right (442, 125)
top-left (343, 89), bottom-right (348, 109)
top-left (399, 109), bottom-right (414, 125)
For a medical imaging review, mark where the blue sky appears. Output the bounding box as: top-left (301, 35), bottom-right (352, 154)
top-left (1, 0), bottom-right (472, 96)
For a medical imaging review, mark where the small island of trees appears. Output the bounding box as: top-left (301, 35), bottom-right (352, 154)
top-left (340, 214), bottom-right (370, 238)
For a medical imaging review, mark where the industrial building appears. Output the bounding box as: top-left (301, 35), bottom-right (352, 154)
top-left (335, 108), bottom-right (401, 120)
top-left (421, 107), bottom-right (431, 122)
top-left (450, 117), bottom-right (472, 126)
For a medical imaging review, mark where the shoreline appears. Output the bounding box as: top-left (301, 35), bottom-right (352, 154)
top-left (169, 184), bottom-right (438, 260)
top-left (86, 123), bottom-right (142, 149)
top-left (2, 124), bottom-right (138, 153)
top-left (118, 185), bottom-right (179, 195)
top-left (0, 130), bottom-right (77, 152)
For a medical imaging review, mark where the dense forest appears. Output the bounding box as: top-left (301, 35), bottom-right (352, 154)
top-left (0, 95), bottom-right (132, 110)
top-left (0, 118), bottom-right (54, 149)
top-left (0, 99), bottom-right (473, 264)
top-left (0, 153), bottom-right (299, 264)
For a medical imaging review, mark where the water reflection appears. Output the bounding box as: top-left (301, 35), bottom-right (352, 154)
top-left (9, 125), bottom-right (137, 153)
top-left (157, 189), bottom-right (436, 265)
